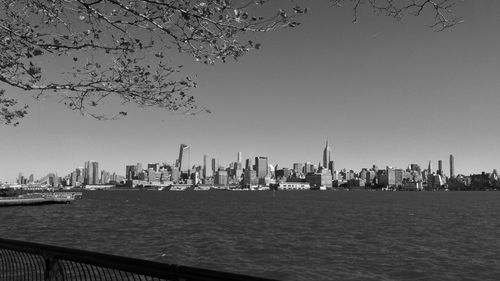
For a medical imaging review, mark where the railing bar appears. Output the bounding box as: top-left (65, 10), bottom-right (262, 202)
top-left (72, 261), bottom-right (86, 281)
top-left (18, 251), bottom-right (32, 281)
top-left (81, 262), bottom-right (94, 281)
top-left (4, 249), bottom-right (16, 279)
top-left (22, 251), bottom-right (36, 281)
top-left (60, 259), bottom-right (73, 281)
top-left (25, 251), bottom-right (39, 281)
top-left (0, 249), bottom-right (8, 279)
top-left (117, 268), bottom-right (128, 281)
top-left (90, 263), bottom-right (102, 280)
top-left (110, 268), bottom-right (120, 281)
top-left (33, 254), bottom-right (47, 281)
top-left (96, 263), bottom-right (110, 280)
top-left (104, 263), bottom-right (116, 280)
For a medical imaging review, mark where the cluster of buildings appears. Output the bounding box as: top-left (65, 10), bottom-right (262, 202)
top-left (4, 141), bottom-right (500, 191)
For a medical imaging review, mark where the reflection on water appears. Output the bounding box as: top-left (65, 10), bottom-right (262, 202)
top-left (1, 190), bottom-right (499, 281)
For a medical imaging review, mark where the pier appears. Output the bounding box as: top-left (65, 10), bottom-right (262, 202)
top-left (0, 192), bottom-right (81, 207)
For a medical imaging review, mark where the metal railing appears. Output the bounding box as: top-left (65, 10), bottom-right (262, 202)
top-left (0, 238), bottom-right (278, 281)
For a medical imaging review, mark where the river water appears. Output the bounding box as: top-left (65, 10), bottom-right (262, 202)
top-left (1, 190), bottom-right (499, 280)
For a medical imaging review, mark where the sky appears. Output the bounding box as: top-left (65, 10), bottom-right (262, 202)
top-left (1, 1), bottom-right (500, 182)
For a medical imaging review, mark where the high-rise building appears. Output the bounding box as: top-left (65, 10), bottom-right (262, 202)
top-left (203, 154), bottom-right (213, 179)
top-left (255, 157), bottom-right (268, 179)
top-left (243, 170), bottom-right (258, 186)
top-left (126, 165), bottom-right (137, 180)
top-left (245, 158), bottom-right (253, 171)
top-left (328, 161), bottom-right (335, 174)
top-left (438, 160), bottom-right (443, 175)
top-left (178, 144), bottom-right (190, 173)
top-left (237, 152), bottom-right (242, 164)
top-left (303, 162), bottom-right (313, 174)
top-left (136, 163), bottom-right (143, 173)
top-left (92, 161), bottom-right (99, 184)
top-left (293, 163), bottom-right (304, 174)
top-left (215, 170), bottom-right (228, 186)
top-left (84, 161), bottom-right (94, 185)
top-left (211, 158), bottom-right (217, 174)
top-left (147, 163), bottom-right (159, 172)
top-left (323, 140), bottom-right (332, 168)
top-left (450, 154), bottom-right (455, 179)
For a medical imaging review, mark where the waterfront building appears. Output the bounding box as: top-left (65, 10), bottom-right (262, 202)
top-left (212, 158), bottom-right (217, 175)
top-left (245, 158), bottom-right (253, 171)
top-left (328, 161), bottom-right (335, 175)
top-left (203, 154), bottom-right (213, 179)
top-left (126, 165), bottom-right (137, 180)
top-left (215, 170), bottom-right (228, 186)
top-left (84, 161), bottom-right (99, 185)
top-left (450, 154), bottom-right (455, 179)
top-left (277, 182), bottom-right (310, 190)
top-left (255, 157), bottom-right (268, 179)
top-left (170, 169), bottom-right (180, 183)
top-left (136, 163), bottom-right (143, 173)
top-left (92, 162), bottom-right (99, 185)
top-left (243, 170), bottom-right (258, 186)
top-left (323, 140), bottom-right (333, 168)
top-left (275, 168), bottom-right (292, 179)
top-left (305, 169), bottom-right (333, 188)
top-left (101, 170), bottom-right (110, 184)
top-left (28, 174), bottom-right (34, 184)
top-left (304, 162), bottom-right (314, 174)
top-left (427, 160), bottom-right (434, 187)
top-left (147, 163), bottom-right (159, 172)
top-left (409, 164), bottom-right (421, 172)
top-left (395, 169), bottom-right (404, 188)
top-left (293, 163), bottom-right (304, 174)
top-left (178, 144), bottom-right (190, 173)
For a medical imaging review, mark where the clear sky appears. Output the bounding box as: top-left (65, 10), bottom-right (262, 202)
top-left (1, 1), bottom-right (499, 182)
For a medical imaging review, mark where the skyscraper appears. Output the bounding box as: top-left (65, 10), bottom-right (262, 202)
top-left (84, 161), bottom-right (99, 185)
top-left (255, 157), bottom-right (268, 179)
top-left (438, 160), bottom-right (443, 175)
top-left (450, 154), bottom-right (455, 179)
top-left (323, 140), bottom-right (332, 169)
top-left (237, 152), bottom-right (242, 164)
top-left (178, 144), bottom-right (190, 173)
top-left (92, 161), bottom-right (99, 184)
top-left (203, 154), bottom-right (213, 179)
top-left (210, 158), bottom-right (215, 174)
top-left (245, 158), bottom-right (253, 171)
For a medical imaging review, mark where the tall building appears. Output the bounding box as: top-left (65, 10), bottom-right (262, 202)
top-left (323, 140), bottom-right (332, 168)
top-left (203, 154), bottom-right (213, 179)
top-left (178, 144), bottom-right (190, 173)
top-left (450, 154), bottom-right (455, 179)
top-left (237, 152), bottom-right (242, 164)
top-left (255, 157), bottom-right (268, 179)
top-left (126, 165), bottom-right (137, 180)
top-left (92, 162), bottom-right (99, 184)
top-left (438, 160), bottom-right (443, 175)
top-left (245, 158), bottom-right (253, 171)
top-left (84, 161), bottom-right (95, 185)
top-left (293, 163), bottom-right (304, 174)
top-left (211, 158), bottom-right (217, 174)
top-left (147, 163), bottom-right (159, 172)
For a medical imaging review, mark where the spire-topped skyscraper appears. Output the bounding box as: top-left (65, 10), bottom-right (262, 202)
top-left (323, 140), bottom-right (332, 169)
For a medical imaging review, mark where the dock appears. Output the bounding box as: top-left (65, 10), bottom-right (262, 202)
top-left (0, 192), bottom-right (81, 207)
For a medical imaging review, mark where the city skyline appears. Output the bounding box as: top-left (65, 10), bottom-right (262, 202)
top-left (1, 1), bottom-right (500, 181)
top-left (3, 141), bottom-right (484, 183)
